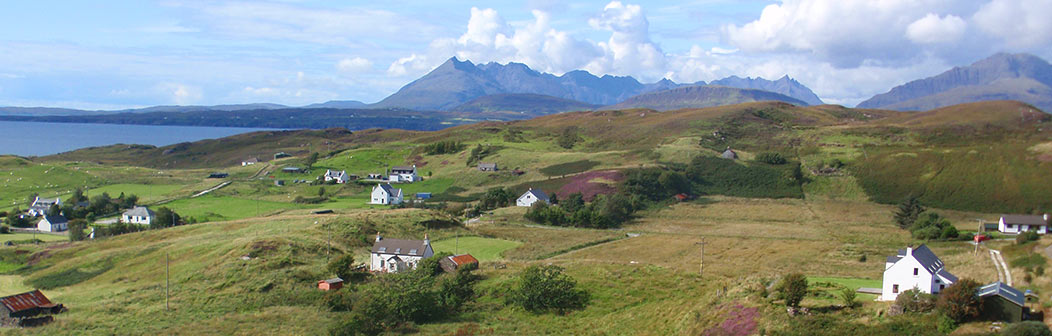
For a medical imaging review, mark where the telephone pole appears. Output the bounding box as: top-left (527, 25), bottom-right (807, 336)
top-left (696, 238), bottom-right (706, 276)
top-left (165, 252), bottom-right (170, 311)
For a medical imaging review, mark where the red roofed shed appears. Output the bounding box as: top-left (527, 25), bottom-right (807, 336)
top-left (439, 254), bottom-right (480, 273)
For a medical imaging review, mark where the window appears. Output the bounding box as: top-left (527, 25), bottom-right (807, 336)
top-left (893, 284), bottom-right (899, 293)
top-left (940, 284), bottom-right (945, 290)
top-left (913, 268), bottom-right (918, 276)
top-left (378, 247), bottom-right (386, 252)
top-left (409, 249), bottom-right (417, 255)
top-left (394, 248), bottom-right (401, 254)
top-left (380, 260), bottom-right (385, 267)
top-left (935, 279), bottom-right (940, 283)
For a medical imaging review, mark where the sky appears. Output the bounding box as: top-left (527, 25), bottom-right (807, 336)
top-left (0, 0), bottom-right (1050, 109)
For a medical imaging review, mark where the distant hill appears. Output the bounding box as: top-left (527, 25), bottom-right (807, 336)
top-left (371, 57), bottom-right (821, 111)
top-left (602, 85), bottom-right (807, 111)
top-left (858, 53), bottom-right (1052, 112)
top-left (709, 75), bottom-right (823, 105)
top-left (302, 100), bottom-right (367, 109)
top-left (451, 94), bottom-right (598, 116)
top-left (0, 103), bottom-right (290, 116)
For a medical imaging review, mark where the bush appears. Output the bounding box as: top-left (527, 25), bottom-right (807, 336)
top-left (68, 219), bottom-right (87, 241)
top-left (423, 141), bottom-right (463, 155)
top-left (509, 265), bottom-right (589, 313)
top-left (909, 212), bottom-right (957, 240)
top-left (756, 152), bottom-right (788, 165)
top-left (1017, 230), bottom-right (1040, 244)
top-left (895, 289), bottom-right (937, 313)
top-left (0, 225), bottom-right (9, 234)
top-left (556, 126), bottom-right (580, 149)
top-left (776, 273), bottom-right (808, 308)
top-left (327, 254), bottom-right (357, 280)
top-left (838, 287), bottom-right (858, 308)
top-left (1003, 321), bottom-right (1052, 336)
top-left (936, 278), bottom-right (982, 323)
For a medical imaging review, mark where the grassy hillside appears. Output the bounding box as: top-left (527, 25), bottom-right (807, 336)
top-left (603, 85), bottom-right (807, 111)
top-left (451, 93), bottom-right (598, 116)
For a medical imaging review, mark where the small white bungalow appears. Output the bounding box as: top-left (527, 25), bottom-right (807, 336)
top-left (389, 165), bottom-right (420, 183)
top-left (998, 214), bottom-right (1049, 235)
top-left (881, 245), bottom-right (957, 301)
top-left (323, 170), bottom-right (350, 184)
top-left (516, 188), bottom-right (550, 207)
top-left (122, 206), bottom-right (155, 225)
top-left (241, 158), bottom-right (260, 166)
top-left (370, 184), bottom-right (403, 205)
top-left (37, 215), bottom-right (68, 232)
top-left (369, 234), bottom-right (434, 273)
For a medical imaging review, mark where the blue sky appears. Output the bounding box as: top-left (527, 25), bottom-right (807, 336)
top-left (0, 0), bottom-right (1049, 109)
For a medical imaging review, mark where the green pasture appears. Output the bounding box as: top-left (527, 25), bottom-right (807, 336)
top-left (430, 236), bottom-right (522, 261)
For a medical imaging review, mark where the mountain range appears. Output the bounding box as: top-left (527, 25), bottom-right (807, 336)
top-left (858, 53), bottom-right (1052, 112)
top-left (603, 85), bottom-right (807, 111)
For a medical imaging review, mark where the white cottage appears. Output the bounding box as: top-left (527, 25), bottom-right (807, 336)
top-left (369, 234), bottom-right (434, 273)
top-left (37, 215), bottom-right (68, 232)
top-left (998, 214), bottom-right (1049, 234)
top-left (389, 165), bottom-right (419, 183)
top-left (122, 206), bottom-right (155, 225)
top-left (370, 184), bottom-right (403, 205)
top-left (516, 188), bottom-right (549, 207)
top-left (27, 197), bottom-right (60, 217)
top-left (324, 169), bottom-right (350, 184)
top-left (881, 245), bottom-right (957, 301)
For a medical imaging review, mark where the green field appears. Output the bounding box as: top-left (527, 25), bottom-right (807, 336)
top-left (0, 158), bottom-right (104, 209)
top-left (0, 232), bottom-right (67, 243)
top-left (163, 195), bottom-right (310, 222)
top-left (430, 236), bottom-right (522, 261)
top-left (87, 183), bottom-right (186, 203)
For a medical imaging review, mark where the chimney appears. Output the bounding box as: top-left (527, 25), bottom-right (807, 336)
top-left (1045, 213), bottom-right (1049, 222)
top-left (906, 246), bottom-right (913, 256)
top-left (424, 234), bottom-right (430, 246)
top-left (375, 232), bottom-right (382, 243)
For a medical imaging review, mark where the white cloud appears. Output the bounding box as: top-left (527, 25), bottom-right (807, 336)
top-left (157, 83), bottom-right (202, 105)
top-left (973, 0), bottom-right (1052, 50)
top-left (906, 14), bottom-right (966, 44)
top-left (337, 57), bottom-right (373, 73)
top-left (585, 1), bottom-right (666, 80)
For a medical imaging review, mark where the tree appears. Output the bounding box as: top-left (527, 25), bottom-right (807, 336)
top-left (414, 252), bottom-right (451, 278)
top-left (657, 171), bottom-right (690, 195)
top-left (318, 186), bottom-right (327, 198)
top-left (598, 193), bottom-right (633, 226)
top-left (549, 193), bottom-right (559, 205)
top-left (327, 254), bottom-right (357, 280)
top-left (910, 212), bottom-right (957, 240)
top-left (1003, 321), bottom-right (1052, 336)
top-left (776, 273), bottom-right (808, 308)
top-left (151, 207), bottom-right (181, 229)
top-left (556, 126), bottom-right (580, 149)
top-left (894, 196), bottom-right (926, 229)
top-left (67, 188), bottom-right (87, 204)
top-left (936, 278), bottom-right (982, 323)
top-left (479, 187), bottom-right (512, 210)
top-left (68, 219), bottom-right (88, 241)
top-left (562, 193), bottom-right (585, 213)
top-left (6, 209), bottom-right (29, 228)
top-left (509, 265), bottom-right (589, 313)
top-left (26, 193), bottom-right (38, 207)
top-left (305, 152), bottom-right (320, 170)
top-left (838, 287), bottom-right (858, 308)
top-left (46, 203), bottom-right (61, 217)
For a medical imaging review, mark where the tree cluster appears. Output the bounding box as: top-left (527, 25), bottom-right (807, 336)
top-left (508, 265), bottom-right (589, 313)
top-left (423, 141), bottom-right (463, 155)
top-left (61, 190), bottom-right (140, 221)
top-left (524, 192), bottom-right (636, 229)
top-left (909, 212), bottom-right (959, 240)
top-left (556, 126), bottom-right (580, 149)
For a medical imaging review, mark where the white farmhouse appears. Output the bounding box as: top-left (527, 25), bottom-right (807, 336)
top-left (37, 215), bottom-right (68, 232)
top-left (122, 206), bottom-right (155, 225)
top-left (27, 197), bottom-right (60, 217)
top-left (370, 184), bottom-right (403, 205)
top-left (516, 188), bottom-right (549, 207)
top-left (323, 169), bottom-right (350, 184)
top-left (369, 234), bottom-right (434, 273)
top-left (389, 165), bottom-right (420, 183)
top-left (881, 245), bottom-right (957, 301)
top-left (241, 157), bottom-right (259, 166)
top-left (998, 214), bottom-right (1049, 234)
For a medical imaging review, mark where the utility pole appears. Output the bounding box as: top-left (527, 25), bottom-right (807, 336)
top-left (165, 252), bottom-right (170, 311)
top-left (696, 238), bottom-right (706, 276)
top-left (455, 231), bottom-right (459, 255)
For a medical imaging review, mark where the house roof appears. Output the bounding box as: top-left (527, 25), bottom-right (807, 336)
top-left (1001, 214), bottom-right (1048, 226)
top-left (886, 255), bottom-right (902, 264)
top-left (909, 245), bottom-right (946, 275)
top-left (32, 197), bottom-right (60, 207)
top-left (282, 167), bottom-right (302, 171)
top-left (372, 237), bottom-right (430, 256)
top-left (936, 268), bottom-right (958, 283)
top-left (721, 149), bottom-right (738, 159)
top-left (123, 206), bottom-right (154, 218)
top-left (376, 183), bottom-right (400, 196)
top-left (478, 163), bottom-right (497, 169)
top-left (0, 290), bottom-right (53, 314)
top-left (521, 188), bottom-right (549, 201)
top-left (449, 254), bottom-right (479, 266)
top-left (244, 157), bottom-right (259, 163)
top-left (41, 215), bottom-right (67, 224)
top-left (320, 278), bottom-right (343, 284)
top-left (325, 170), bottom-right (347, 178)
top-left (977, 282), bottom-right (1025, 307)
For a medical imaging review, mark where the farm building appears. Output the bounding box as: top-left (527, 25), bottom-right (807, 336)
top-left (721, 147), bottom-right (738, 160)
top-left (0, 290), bottom-right (65, 327)
top-left (317, 278), bottom-right (344, 291)
top-left (207, 172), bottom-right (229, 178)
top-left (121, 206), bottom-right (155, 225)
top-left (27, 197), bottom-right (60, 217)
top-left (370, 184), bottom-right (403, 205)
top-left (389, 165), bottom-right (420, 183)
top-left (977, 282), bottom-right (1025, 322)
top-left (881, 245), bottom-right (956, 301)
top-left (370, 234), bottom-right (434, 273)
top-left (37, 215), bottom-right (68, 232)
top-left (516, 188), bottom-right (549, 207)
top-left (439, 254), bottom-right (479, 273)
top-left (275, 180), bottom-right (285, 186)
top-left (323, 170), bottom-right (350, 184)
top-left (241, 157), bottom-right (259, 166)
top-left (998, 214), bottom-right (1049, 234)
top-left (478, 163), bottom-right (498, 171)
top-left (282, 167), bottom-right (304, 174)
top-left (274, 152), bottom-right (291, 159)
top-left (416, 192), bottom-right (432, 200)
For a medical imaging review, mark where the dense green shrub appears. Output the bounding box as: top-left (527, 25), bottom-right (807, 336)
top-left (936, 278), bottom-right (982, 323)
top-left (556, 126), bottom-right (580, 149)
top-left (508, 265), bottom-right (589, 313)
top-left (327, 254), bottom-right (357, 280)
top-left (686, 156), bottom-right (804, 199)
top-left (756, 152), bottom-right (788, 165)
top-left (894, 289), bottom-right (936, 313)
top-left (1017, 230), bottom-right (1040, 244)
top-left (1003, 321), bottom-right (1052, 336)
top-left (776, 273), bottom-right (808, 308)
top-left (423, 141), bottom-right (463, 155)
top-left (538, 160), bottom-right (599, 176)
top-left (478, 187), bottom-right (513, 210)
top-left (68, 219), bottom-right (87, 241)
top-left (909, 212), bottom-right (958, 240)
top-left (524, 193), bottom-right (634, 229)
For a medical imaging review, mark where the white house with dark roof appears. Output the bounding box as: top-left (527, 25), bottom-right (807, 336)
top-left (881, 245), bottom-right (957, 301)
top-left (241, 157), bottom-right (260, 166)
top-left (323, 169), bottom-right (350, 184)
top-left (27, 197), bottom-right (60, 217)
top-left (122, 206), bottom-right (155, 225)
top-left (37, 215), bottom-right (68, 232)
top-left (998, 214), bottom-right (1049, 234)
top-left (370, 184), bottom-right (403, 205)
top-left (389, 165), bottom-right (419, 183)
top-left (516, 188), bottom-right (549, 207)
top-left (369, 234), bottom-right (434, 273)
